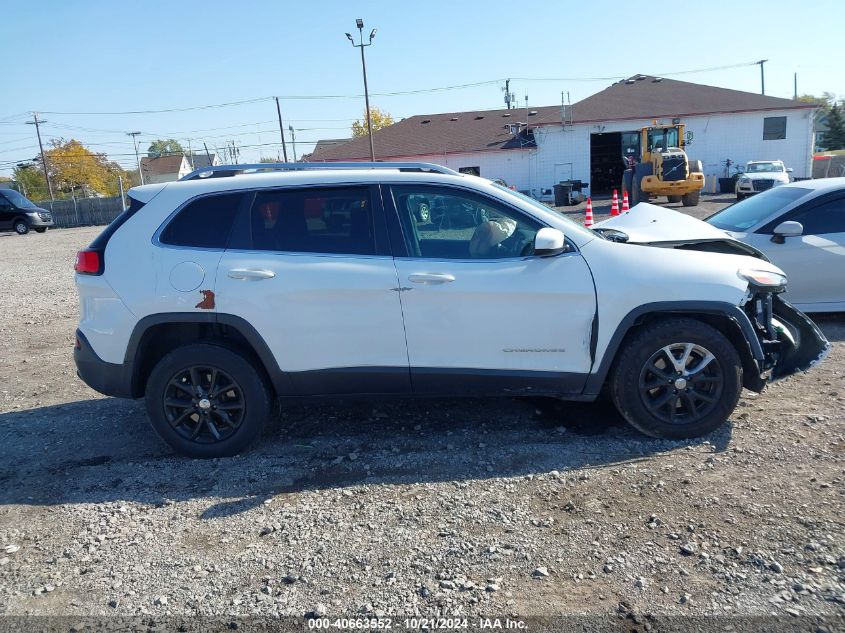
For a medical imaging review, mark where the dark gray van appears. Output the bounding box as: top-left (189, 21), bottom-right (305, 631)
top-left (0, 189), bottom-right (54, 234)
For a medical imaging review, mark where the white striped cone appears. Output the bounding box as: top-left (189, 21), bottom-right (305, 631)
top-left (622, 191), bottom-right (630, 212)
top-left (611, 189), bottom-right (620, 216)
top-left (584, 198), bottom-right (594, 227)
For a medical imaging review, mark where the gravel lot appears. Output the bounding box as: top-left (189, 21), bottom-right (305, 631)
top-left (0, 196), bottom-right (843, 629)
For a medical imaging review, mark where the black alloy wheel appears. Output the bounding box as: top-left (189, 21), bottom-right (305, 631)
top-left (637, 342), bottom-right (723, 425)
top-left (164, 365), bottom-right (245, 443)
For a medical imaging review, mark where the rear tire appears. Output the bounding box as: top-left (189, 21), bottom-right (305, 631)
top-left (681, 190), bottom-right (701, 206)
top-left (13, 219), bottom-right (29, 235)
top-left (609, 318), bottom-right (742, 440)
top-left (667, 195), bottom-right (682, 203)
top-left (145, 344), bottom-right (272, 458)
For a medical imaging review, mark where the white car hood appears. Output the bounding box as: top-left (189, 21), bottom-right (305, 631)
top-left (592, 202), bottom-right (734, 243)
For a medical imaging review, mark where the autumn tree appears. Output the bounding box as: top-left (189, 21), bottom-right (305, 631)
top-left (351, 107), bottom-right (394, 138)
top-left (147, 138), bottom-right (184, 158)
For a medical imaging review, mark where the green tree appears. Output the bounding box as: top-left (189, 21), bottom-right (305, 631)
top-left (259, 156), bottom-right (280, 163)
top-left (822, 103), bottom-right (845, 150)
top-left (12, 163), bottom-right (49, 201)
top-left (351, 107), bottom-right (394, 138)
top-left (147, 138), bottom-right (184, 158)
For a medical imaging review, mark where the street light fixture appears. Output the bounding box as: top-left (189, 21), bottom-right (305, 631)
top-left (346, 18), bottom-right (376, 161)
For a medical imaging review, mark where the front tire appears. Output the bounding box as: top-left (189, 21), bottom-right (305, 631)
top-left (610, 318), bottom-right (742, 439)
top-left (13, 219), bottom-right (29, 235)
top-left (681, 190), bottom-right (701, 206)
top-left (145, 344), bottom-right (272, 458)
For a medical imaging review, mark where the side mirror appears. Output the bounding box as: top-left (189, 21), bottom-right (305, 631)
top-left (771, 220), bottom-right (803, 244)
top-left (786, 167), bottom-right (793, 173)
top-left (534, 227), bottom-right (566, 257)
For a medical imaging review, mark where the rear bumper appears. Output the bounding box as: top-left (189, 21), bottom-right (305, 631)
top-left (74, 329), bottom-right (135, 398)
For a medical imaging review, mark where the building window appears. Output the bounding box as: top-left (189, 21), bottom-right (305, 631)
top-left (763, 116), bottom-right (787, 140)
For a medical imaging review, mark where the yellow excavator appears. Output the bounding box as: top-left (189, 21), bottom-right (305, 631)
top-left (622, 123), bottom-right (705, 207)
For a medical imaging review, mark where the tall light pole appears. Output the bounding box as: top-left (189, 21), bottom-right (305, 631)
top-left (288, 125), bottom-right (297, 162)
top-left (346, 18), bottom-right (377, 161)
top-left (127, 132), bottom-right (144, 185)
top-left (25, 113), bottom-right (55, 201)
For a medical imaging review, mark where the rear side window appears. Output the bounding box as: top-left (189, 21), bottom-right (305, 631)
top-left (239, 186), bottom-right (375, 255)
top-left (159, 193), bottom-right (242, 248)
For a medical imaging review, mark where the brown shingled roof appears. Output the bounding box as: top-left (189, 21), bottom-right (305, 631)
top-left (309, 75), bottom-right (815, 161)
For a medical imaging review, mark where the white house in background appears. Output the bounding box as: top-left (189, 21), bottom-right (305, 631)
top-left (140, 153), bottom-right (218, 183)
top-left (308, 75), bottom-right (818, 198)
top-left (140, 155), bottom-right (191, 183)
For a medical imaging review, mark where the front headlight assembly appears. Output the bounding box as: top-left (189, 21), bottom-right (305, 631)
top-left (738, 268), bottom-right (787, 290)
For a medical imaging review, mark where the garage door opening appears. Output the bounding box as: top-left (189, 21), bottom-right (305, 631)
top-left (590, 133), bottom-right (623, 195)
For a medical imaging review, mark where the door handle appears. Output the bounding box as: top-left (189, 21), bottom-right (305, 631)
top-left (228, 268), bottom-right (276, 280)
top-left (408, 272), bottom-right (456, 284)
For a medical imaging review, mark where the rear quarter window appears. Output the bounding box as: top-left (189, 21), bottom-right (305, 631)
top-left (159, 193), bottom-right (243, 249)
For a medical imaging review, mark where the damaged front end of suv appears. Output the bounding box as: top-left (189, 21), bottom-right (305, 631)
top-left (736, 268), bottom-right (829, 392)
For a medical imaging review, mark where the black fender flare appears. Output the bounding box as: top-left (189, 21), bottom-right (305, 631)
top-left (124, 312), bottom-right (293, 397)
top-left (583, 301), bottom-right (764, 396)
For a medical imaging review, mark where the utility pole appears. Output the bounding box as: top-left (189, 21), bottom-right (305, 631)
top-left (793, 72), bottom-right (798, 100)
top-left (274, 97), bottom-right (290, 163)
top-left (503, 79), bottom-right (512, 109)
top-left (756, 59), bottom-right (768, 95)
top-left (346, 19), bottom-right (377, 161)
top-left (288, 125), bottom-right (297, 162)
top-left (25, 113), bottom-right (55, 201)
top-left (203, 142), bottom-right (213, 165)
top-left (126, 132), bottom-right (144, 185)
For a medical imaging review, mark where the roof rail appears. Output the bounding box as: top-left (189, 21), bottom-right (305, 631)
top-left (180, 161), bottom-right (460, 181)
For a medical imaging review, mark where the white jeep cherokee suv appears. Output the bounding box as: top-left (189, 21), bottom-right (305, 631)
top-left (73, 162), bottom-right (828, 458)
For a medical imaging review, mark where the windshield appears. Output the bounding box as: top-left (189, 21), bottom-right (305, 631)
top-left (707, 187), bottom-right (811, 231)
top-left (490, 183), bottom-right (589, 235)
top-left (1, 189), bottom-right (37, 209)
top-left (647, 127), bottom-right (679, 152)
top-left (746, 162), bottom-right (783, 173)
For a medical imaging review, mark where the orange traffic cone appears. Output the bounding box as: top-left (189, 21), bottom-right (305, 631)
top-left (622, 191), bottom-right (630, 212)
top-left (584, 197), bottom-right (594, 227)
top-left (611, 189), bottom-right (620, 216)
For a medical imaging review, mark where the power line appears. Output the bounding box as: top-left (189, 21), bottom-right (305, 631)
top-left (24, 62), bottom-right (766, 117)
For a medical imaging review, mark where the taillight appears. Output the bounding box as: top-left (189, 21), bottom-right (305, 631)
top-left (75, 249), bottom-right (103, 275)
